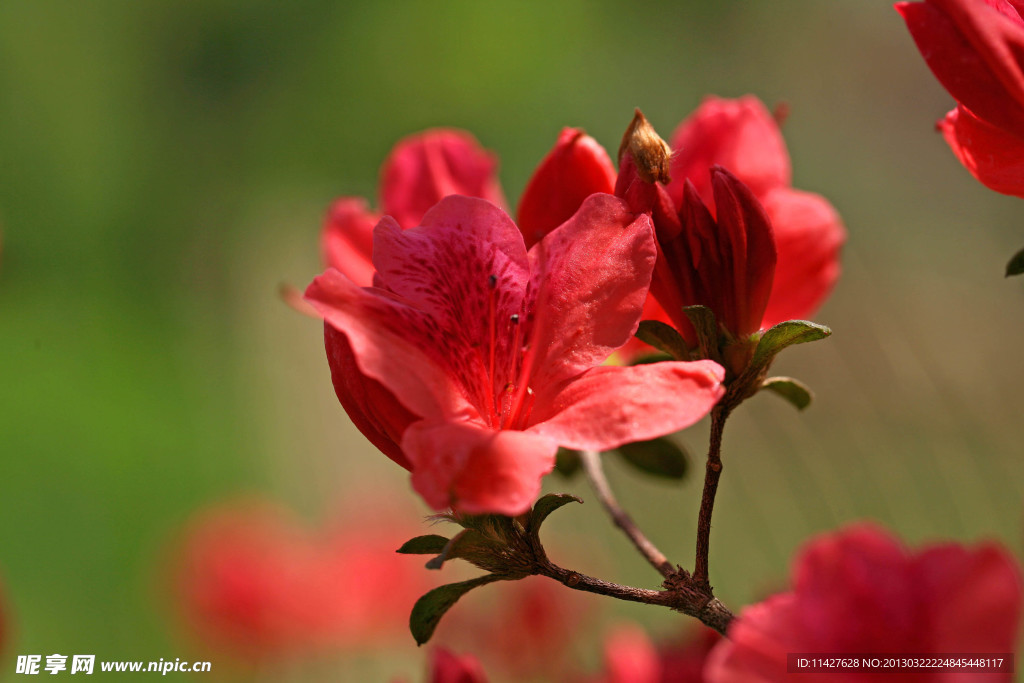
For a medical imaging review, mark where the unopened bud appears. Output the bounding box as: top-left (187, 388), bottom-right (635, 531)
top-left (619, 109), bottom-right (672, 185)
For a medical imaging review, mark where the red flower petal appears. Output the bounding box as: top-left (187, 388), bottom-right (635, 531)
top-left (898, 0), bottom-right (1024, 136)
top-left (939, 104), bottom-right (1024, 196)
top-left (320, 198), bottom-right (380, 286)
top-left (705, 523), bottom-right (1023, 682)
top-left (324, 324), bottom-right (417, 470)
top-left (403, 420), bottom-right (557, 515)
top-left (667, 95), bottom-right (791, 209)
top-left (306, 267), bottom-right (473, 422)
top-left (380, 129), bottom-right (506, 230)
top-left (759, 188), bottom-right (845, 328)
top-left (529, 361), bottom-right (724, 452)
top-left (526, 193), bottom-right (658, 391)
top-left (517, 128), bottom-right (617, 248)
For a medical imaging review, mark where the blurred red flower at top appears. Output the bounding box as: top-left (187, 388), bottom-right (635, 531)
top-left (307, 194), bottom-right (725, 514)
top-left (898, 0), bottom-right (1024, 196)
top-left (322, 129), bottom-right (505, 287)
top-left (705, 523), bottom-right (1023, 682)
top-left (172, 499), bottom-right (432, 661)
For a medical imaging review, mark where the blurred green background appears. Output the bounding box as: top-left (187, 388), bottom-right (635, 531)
top-left (1, 0), bottom-right (1022, 680)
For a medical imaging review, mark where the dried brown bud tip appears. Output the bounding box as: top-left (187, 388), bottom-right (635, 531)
top-left (619, 108), bottom-right (672, 185)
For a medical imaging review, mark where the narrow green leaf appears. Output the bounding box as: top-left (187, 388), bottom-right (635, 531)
top-left (761, 376), bottom-right (813, 411)
top-left (751, 320), bottom-right (831, 369)
top-left (554, 448), bottom-right (582, 478)
top-left (529, 493), bottom-right (583, 533)
top-left (616, 437), bottom-right (689, 480)
top-left (410, 574), bottom-right (506, 645)
top-left (683, 305), bottom-right (718, 359)
top-left (1006, 245), bottom-right (1024, 277)
top-left (424, 529), bottom-right (506, 570)
top-left (396, 534), bottom-right (450, 555)
top-left (635, 320), bottom-right (691, 360)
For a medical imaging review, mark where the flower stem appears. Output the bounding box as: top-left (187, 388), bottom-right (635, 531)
top-left (694, 405), bottom-right (730, 587)
top-left (580, 450), bottom-right (675, 578)
top-left (534, 558), bottom-right (735, 635)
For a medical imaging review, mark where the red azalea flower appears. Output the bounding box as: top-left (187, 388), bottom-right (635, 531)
top-left (320, 129), bottom-right (505, 469)
top-left (898, 0), bottom-right (1024, 196)
top-left (521, 97), bottom-right (843, 358)
top-left (705, 523), bottom-right (1023, 682)
top-left (665, 97), bottom-right (844, 329)
top-left (306, 194), bottom-right (724, 515)
top-left (172, 499), bottom-right (432, 660)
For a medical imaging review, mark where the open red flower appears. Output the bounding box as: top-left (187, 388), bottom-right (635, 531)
top-left (520, 98), bottom-right (843, 359)
top-left (306, 194), bottom-right (725, 515)
top-left (705, 523), bottom-right (1023, 682)
top-left (898, 0), bottom-right (1024, 196)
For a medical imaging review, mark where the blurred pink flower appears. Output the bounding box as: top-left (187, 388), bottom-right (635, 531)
top-left (307, 194), bottom-right (724, 514)
top-left (898, 0), bottom-right (1024, 196)
top-left (172, 499), bottom-right (431, 660)
top-left (706, 523), bottom-right (1023, 682)
top-left (437, 575), bottom-right (595, 680)
top-left (426, 649), bottom-right (489, 683)
top-left (577, 622), bottom-right (720, 683)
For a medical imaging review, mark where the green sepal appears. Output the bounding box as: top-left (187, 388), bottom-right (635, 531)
top-left (409, 574), bottom-right (507, 645)
top-left (761, 376), bottom-right (813, 411)
top-left (528, 493), bottom-right (583, 534)
top-left (635, 320), bottom-right (691, 360)
top-left (683, 305), bottom-right (718, 359)
top-left (424, 528), bottom-right (506, 570)
top-left (751, 320), bottom-right (831, 371)
top-left (1006, 245), bottom-right (1024, 277)
top-left (396, 534), bottom-right (450, 555)
top-left (554, 448), bottom-right (582, 478)
top-left (616, 437), bottom-right (689, 480)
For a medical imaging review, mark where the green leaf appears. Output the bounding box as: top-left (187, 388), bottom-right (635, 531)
top-left (616, 437), bottom-right (689, 480)
top-left (554, 447), bottom-right (582, 478)
top-left (635, 320), bottom-right (691, 360)
top-left (424, 528), bottom-right (506, 570)
top-left (396, 534), bottom-right (450, 555)
top-left (410, 574), bottom-right (507, 645)
top-left (1006, 245), bottom-right (1024, 277)
top-left (751, 320), bottom-right (831, 370)
top-left (528, 493), bottom-right (582, 533)
top-left (683, 305), bottom-right (718, 359)
top-left (761, 376), bottom-right (813, 411)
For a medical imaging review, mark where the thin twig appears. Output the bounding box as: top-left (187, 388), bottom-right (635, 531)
top-left (694, 405), bottom-right (730, 587)
top-left (580, 449), bottom-right (675, 578)
top-left (533, 557), bottom-right (736, 635)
